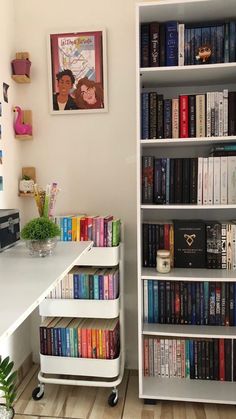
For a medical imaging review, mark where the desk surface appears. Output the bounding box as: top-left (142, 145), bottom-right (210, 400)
top-left (0, 241), bottom-right (92, 343)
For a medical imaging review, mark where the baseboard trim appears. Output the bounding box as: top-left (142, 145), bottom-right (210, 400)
top-left (16, 353), bottom-right (33, 388)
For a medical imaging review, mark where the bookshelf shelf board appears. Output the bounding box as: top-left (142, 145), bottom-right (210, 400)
top-left (141, 267), bottom-right (236, 281)
top-left (15, 134), bottom-right (33, 140)
top-left (143, 323), bottom-right (236, 339)
top-left (140, 63), bottom-right (236, 87)
top-left (18, 192), bottom-right (34, 197)
top-left (140, 136), bottom-right (236, 147)
top-left (11, 75), bottom-right (31, 83)
top-left (141, 204), bottom-right (236, 210)
top-left (142, 377), bottom-right (236, 404)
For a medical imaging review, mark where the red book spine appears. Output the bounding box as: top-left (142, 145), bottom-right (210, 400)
top-left (164, 223), bottom-right (170, 249)
top-left (180, 95), bottom-right (189, 138)
top-left (81, 328), bottom-right (88, 358)
top-left (143, 337), bottom-right (149, 376)
top-left (87, 328), bottom-right (92, 358)
top-left (219, 338), bottom-right (225, 381)
top-left (175, 282), bottom-right (180, 324)
top-left (80, 217), bottom-right (85, 241)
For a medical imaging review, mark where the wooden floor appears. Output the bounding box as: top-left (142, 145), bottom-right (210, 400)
top-left (14, 367), bottom-right (236, 419)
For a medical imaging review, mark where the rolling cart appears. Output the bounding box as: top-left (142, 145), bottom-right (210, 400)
top-left (32, 243), bottom-right (124, 406)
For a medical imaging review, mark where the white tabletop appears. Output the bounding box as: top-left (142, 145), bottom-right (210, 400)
top-left (0, 240), bottom-right (92, 343)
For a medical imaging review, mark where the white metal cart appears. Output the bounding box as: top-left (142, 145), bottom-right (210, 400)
top-left (32, 243), bottom-right (125, 407)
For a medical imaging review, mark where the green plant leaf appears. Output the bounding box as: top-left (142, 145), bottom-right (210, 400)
top-left (6, 371), bottom-right (17, 385)
top-left (9, 392), bottom-right (17, 404)
top-left (0, 356), bottom-right (10, 370)
top-left (20, 217), bottom-right (60, 240)
top-left (4, 361), bottom-right (14, 378)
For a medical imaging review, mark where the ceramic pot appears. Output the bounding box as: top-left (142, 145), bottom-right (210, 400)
top-left (0, 404), bottom-right (14, 419)
top-left (11, 59), bottom-right (31, 77)
top-left (19, 179), bottom-right (34, 194)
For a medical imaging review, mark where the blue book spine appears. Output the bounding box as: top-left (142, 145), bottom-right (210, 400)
top-left (204, 282), bottom-right (209, 325)
top-left (163, 99), bottom-right (172, 138)
top-left (60, 218), bottom-right (64, 241)
top-left (63, 217), bottom-right (68, 241)
top-left (185, 339), bottom-right (190, 378)
top-left (153, 280), bottom-right (159, 323)
top-left (140, 23), bottom-right (150, 67)
top-left (65, 328), bottom-right (71, 357)
top-left (165, 21), bottom-right (178, 66)
top-left (184, 27), bottom-right (190, 65)
top-left (67, 217), bottom-right (72, 241)
top-left (94, 274), bottom-right (99, 299)
top-left (99, 275), bottom-right (104, 299)
top-left (190, 28), bottom-right (195, 65)
top-left (81, 274), bottom-right (85, 299)
top-left (73, 274), bottom-right (79, 299)
top-left (224, 23), bottom-right (230, 63)
top-left (194, 27), bottom-right (202, 65)
top-left (210, 26), bottom-right (217, 64)
top-left (229, 21), bottom-right (236, 62)
top-left (165, 158), bottom-right (170, 204)
top-left (61, 328), bottom-right (66, 356)
top-left (57, 328), bottom-right (62, 356)
top-left (200, 282), bottom-right (204, 325)
top-left (189, 339), bottom-right (194, 378)
top-left (84, 274), bottom-right (89, 299)
top-left (78, 274), bottom-right (82, 299)
top-left (216, 25), bottom-right (224, 63)
top-left (141, 92), bottom-right (149, 139)
top-left (53, 328), bottom-right (58, 356)
top-left (148, 280), bottom-right (154, 323)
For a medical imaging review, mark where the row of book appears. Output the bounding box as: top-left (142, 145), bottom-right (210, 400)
top-left (140, 20), bottom-right (236, 67)
top-left (143, 337), bottom-right (236, 381)
top-left (54, 214), bottom-right (121, 247)
top-left (141, 90), bottom-right (236, 140)
top-left (47, 266), bottom-right (119, 300)
top-left (143, 280), bottom-right (236, 326)
top-left (143, 221), bottom-right (236, 270)
top-left (142, 156), bottom-right (236, 205)
top-left (40, 317), bottom-right (120, 359)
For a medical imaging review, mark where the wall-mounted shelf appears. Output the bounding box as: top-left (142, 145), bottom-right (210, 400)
top-left (12, 75), bottom-right (30, 83)
top-left (18, 192), bottom-right (34, 197)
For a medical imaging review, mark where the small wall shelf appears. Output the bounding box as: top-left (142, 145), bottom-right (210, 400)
top-left (12, 75), bottom-right (30, 83)
top-left (18, 192), bottom-right (34, 197)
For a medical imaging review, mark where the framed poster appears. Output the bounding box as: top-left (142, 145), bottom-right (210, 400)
top-left (48, 29), bottom-right (107, 114)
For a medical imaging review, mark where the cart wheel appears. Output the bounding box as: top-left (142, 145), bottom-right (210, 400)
top-left (32, 385), bottom-right (44, 401)
top-left (108, 391), bottom-right (118, 407)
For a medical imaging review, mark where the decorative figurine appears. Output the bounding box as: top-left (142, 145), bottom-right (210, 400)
top-left (13, 106), bottom-right (32, 135)
top-left (196, 44), bottom-right (212, 63)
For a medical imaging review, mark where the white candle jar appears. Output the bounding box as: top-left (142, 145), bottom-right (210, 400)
top-left (156, 250), bottom-right (171, 273)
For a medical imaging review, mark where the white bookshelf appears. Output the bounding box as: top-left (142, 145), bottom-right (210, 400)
top-left (34, 244), bottom-right (125, 405)
top-left (136, 0), bottom-right (236, 405)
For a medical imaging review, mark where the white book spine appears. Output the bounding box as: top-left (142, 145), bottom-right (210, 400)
top-left (210, 92), bottom-right (215, 136)
top-left (68, 272), bottom-right (73, 299)
top-left (172, 339), bottom-right (177, 377)
top-left (218, 92), bottom-right (224, 137)
top-left (143, 280), bottom-right (148, 323)
top-left (213, 157), bottom-right (221, 204)
top-left (157, 338), bottom-right (161, 376)
top-left (197, 157), bottom-right (203, 204)
top-left (149, 338), bottom-right (154, 376)
top-left (196, 94), bottom-right (205, 137)
top-left (220, 156), bottom-right (228, 204)
top-left (232, 224), bottom-right (236, 270)
top-left (178, 23), bottom-right (185, 66)
top-left (228, 156), bottom-right (236, 204)
top-left (203, 157), bottom-right (208, 205)
top-left (223, 89), bottom-right (228, 136)
top-left (153, 338), bottom-right (159, 376)
top-left (227, 223), bottom-right (232, 270)
top-left (168, 339), bottom-right (173, 377)
top-left (160, 339), bottom-right (165, 377)
top-left (61, 276), bottom-right (66, 298)
top-left (208, 156), bottom-right (214, 204)
top-left (214, 91), bottom-right (219, 137)
top-left (206, 92), bottom-right (211, 137)
top-left (165, 339), bottom-right (169, 377)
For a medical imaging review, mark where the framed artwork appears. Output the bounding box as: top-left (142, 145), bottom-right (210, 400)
top-left (48, 29), bottom-right (108, 114)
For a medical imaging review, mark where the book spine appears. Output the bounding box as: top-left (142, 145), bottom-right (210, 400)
top-left (141, 92), bottom-right (149, 139)
top-left (188, 95), bottom-right (196, 138)
top-left (140, 23), bottom-right (150, 67)
top-left (165, 21), bottom-right (178, 66)
top-left (179, 95), bottom-right (189, 138)
top-left (172, 98), bottom-right (179, 138)
top-left (196, 94), bottom-right (206, 137)
top-left (149, 92), bottom-right (157, 139)
top-left (149, 22), bottom-right (160, 67)
top-left (178, 23), bottom-right (185, 66)
top-left (197, 157), bottom-right (203, 205)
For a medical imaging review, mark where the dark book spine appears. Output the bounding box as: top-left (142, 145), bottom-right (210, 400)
top-left (174, 158), bottom-right (183, 204)
top-left (163, 99), bottom-right (172, 138)
top-left (228, 92), bottom-right (236, 136)
top-left (141, 92), bottom-right (149, 139)
top-left (149, 22), bottom-right (160, 67)
top-left (195, 282), bottom-right (201, 325)
top-left (159, 281), bottom-right (165, 323)
top-left (215, 283), bottom-right (221, 326)
top-left (142, 223), bottom-right (149, 267)
top-left (157, 94), bottom-right (164, 139)
top-left (216, 25), bottom-right (224, 63)
top-left (182, 158), bottom-right (190, 204)
top-left (180, 282), bottom-right (184, 324)
top-left (165, 281), bottom-right (171, 324)
top-left (187, 282), bottom-right (192, 324)
top-left (159, 23), bottom-right (166, 66)
top-left (161, 158), bottom-right (167, 204)
top-left (189, 340), bottom-right (195, 379)
top-left (140, 23), bottom-right (150, 67)
top-left (225, 339), bottom-right (232, 381)
top-left (201, 340), bottom-right (206, 380)
top-left (219, 338), bottom-right (225, 381)
top-left (159, 224), bottom-right (164, 249)
top-left (165, 21), bottom-right (178, 66)
top-left (229, 21), bottom-right (236, 62)
top-left (188, 95), bottom-right (196, 138)
top-left (175, 281), bottom-right (180, 324)
top-left (183, 282), bottom-right (188, 324)
top-left (148, 224), bottom-right (153, 268)
top-left (153, 158), bottom-right (163, 204)
top-left (221, 282), bottom-right (226, 325)
top-left (189, 158), bottom-right (198, 204)
top-left (194, 340), bottom-right (198, 379)
top-left (234, 339), bottom-right (236, 381)
top-left (191, 282), bottom-right (196, 325)
top-left (229, 282), bottom-right (235, 326)
top-left (224, 22), bottom-right (230, 63)
top-left (200, 282), bottom-right (204, 325)
top-left (205, 340), bottom-right (210, 379)
top-left (209, 282), bottom-right (216, 325)
top-left (169, 158), bottom-right (175, 204)
top-left (209, 340), bottom-right (214, 380)
top-left (142, 156), bottom-right (154, 203)
top-left (151, 223), bottom-right (157, 268)
top-left (213, 339), bottom-right (219, 380)
top-left (210, 26), bottom-right (217, 64)
top-left (170, 281), bottom-right (175, 324)
top-left (149, 92), bottom-right (157, 139)
top-left (225, 282), bottom-right (230, 326)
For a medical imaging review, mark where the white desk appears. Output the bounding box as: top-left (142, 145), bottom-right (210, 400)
top-left (0, 241), bottom-right (92, 343)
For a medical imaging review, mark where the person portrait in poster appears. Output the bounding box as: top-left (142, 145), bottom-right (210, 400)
top-left (74, 77), bottom-right (104, 109)
top-left (53, 69), bottom-right (78, 110)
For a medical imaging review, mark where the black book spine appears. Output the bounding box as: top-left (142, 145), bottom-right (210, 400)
top-left (159, 224), bottom-right (164, 249)
top-left (221, 282), bottom-right (226, 326)
top-left (175, 281), bottom-right (180, 324)
top-left (213, 339), bottom-right (219, 380)
top-left (142, 223), bottom-right (149, 267)
top-left (151, 223), bottom-right (156, 268)
top-left (194, 340), bottom-right (198, 379)
top-left (229, 282), bottom-right (235, 326)
top-left (183, 282), bottom-right (188, 324)
top-left (170, 281), bottom-right (175, 324)
top-left (225, 282), bottom-right (230, 326)
top-left (225, 339), bottom-right (232, 381)
top-left (155, 224), bottom-right (160, 266)
top-left (157, 95), bottom-right (164, 139)
top-left (228, 92), bottom-right (236, 136)
top-left (169, 158), bottom-right (175, 204)
top-left (149, 22), bottom-right (160, 67)
top-left (209, 282), bottom-right (216, 325)
top-left (163, 99), bottom-right (172, 139)
top-left (140, 23), bottom-right (150, 67)
top-left (215, 283), bottom-right (221, 326)
top-left (165, 281), bottom-right (171, 324)
top-left (195, 282), bottom-right (200, 325)
top-left (180, 281), bottom-right (184, 324)
top-left (159, 281), bottom-right (165, 323)
top-left (182, 158), bottom-right (190, 204)
top-left (201, 340), bottom-right (206, 380)
top-left (189, 158), bottom-right (198, 204)
top-left (209, 340), bottom-right (214, 380)
top-left (200, 282), bottom-right (204, 325)
top-left (153, 158), bottom-right (164, 204)
top-left (233, 339), bottom-right (236, 381)
top-left (205, 340), bottom-right (210, 380)
top-left (174, 158), bottom-right (183, 204)
top-left (161, 158), bottom-right (167, 204)
top-left (188, 95), bottom-right (196, 137)
top-left (187, 282), bottom-right (192, 324)
top-left (142, 156), bottom-right (154, 204)
top-left (159, 23), bottom-right (166, 67)
top-left (148, 224), bottom-right (152, 268)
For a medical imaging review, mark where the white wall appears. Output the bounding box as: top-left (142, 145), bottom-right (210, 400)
top-left (14, 0), bottom-right (139, 367)
top-left (0, 0), bottom-right (31, 369)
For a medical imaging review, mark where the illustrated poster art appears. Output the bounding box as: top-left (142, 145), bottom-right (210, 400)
top-left (48, 30), bottom-right (107, 114)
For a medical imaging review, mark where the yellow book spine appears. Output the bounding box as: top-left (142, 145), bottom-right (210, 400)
top-left (170, 224), bottom-right (174, 268)
top-left (72, 217), bottom-right (77, 241)
top-left (76, 216), bottom-right (82, 241)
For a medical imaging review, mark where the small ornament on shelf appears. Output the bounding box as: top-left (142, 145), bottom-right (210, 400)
top-left (196, 44), bottom-right (212, 63)
top-left (13, 106), bottom-right (32, 138)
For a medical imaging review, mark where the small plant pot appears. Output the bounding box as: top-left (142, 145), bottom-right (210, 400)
top-left (25, 237), bottom-right (58, 257)
top-left (0, 404), bottom-right (15, 419)
top-left (19, 179), bottom-right (34, 194)
top-left (11, 59), bottom-right (31, 77)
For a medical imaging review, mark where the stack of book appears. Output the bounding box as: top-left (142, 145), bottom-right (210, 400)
top-left (141, 90), bottom-right (236, 140)
top-left (54, 214), bottom-right (121, 246)
top-left (143, 337), bottom-right (235, 381)
top-left (40, 317), bottom-right (120, 359)
top-left (140, 20), bottom-right (236, 67)
top-left (142, 155), bottom-right (236, 205)
top-left (47, 266), bottom-right (119, 300)
top-left (143, 280), bottom-right (236, 326)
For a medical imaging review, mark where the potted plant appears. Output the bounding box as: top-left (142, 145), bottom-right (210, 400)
top-left (19, 175), bottom-right (34, 194)
top-left (0, 356), bottom-right (17, 419)
top-left (20, 217), bottom-right (60, 257)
